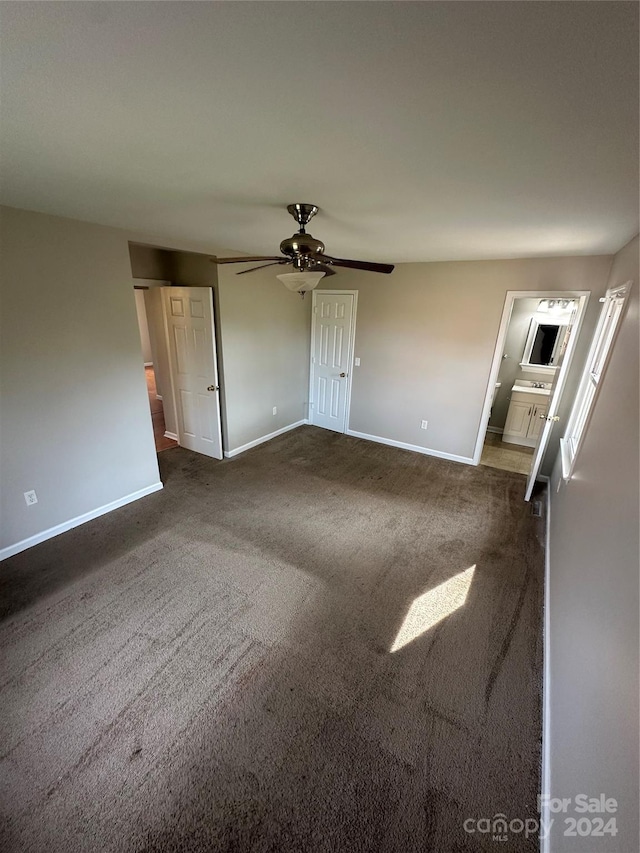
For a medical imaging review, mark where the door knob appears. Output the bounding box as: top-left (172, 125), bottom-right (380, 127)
top-left (339, 372), bottom-right (347, 378)
top-left (207, 385), bottom-right (219, 392)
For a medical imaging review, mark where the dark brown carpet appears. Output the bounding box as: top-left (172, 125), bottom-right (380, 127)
top-left (0, 426), bottom-right (544, 852)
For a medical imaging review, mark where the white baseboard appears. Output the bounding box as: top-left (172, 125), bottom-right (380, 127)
top-left (156, 394), bottom-right (163, 402)
top-left (164, 431), bottom-right (178, 441)
top-left (540, 479), bottom-right (552, 853)
top-left (486, 426), bottom-right (504, 435)
top-left (0, 482), bottom-right (164, 562)
top-left (345, 429), bottom-right (474, 465)
top-left (144, 362), bottom-right (153, 367)
top-left (224, 420), bottom-right (308, 459)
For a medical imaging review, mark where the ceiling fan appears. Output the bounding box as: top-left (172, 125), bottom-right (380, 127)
top-left (210, 204), bottom-right (394, 291)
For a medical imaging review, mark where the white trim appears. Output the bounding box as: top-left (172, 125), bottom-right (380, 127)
top-left (560, 281), bottom-right (632, 483)
top-left (0, 482), bottom-right (164, 562)
top-left (164, 431), bottom-right (178, 441)
top-left (224, 420), bottom-right (308, 459)
top-left (519, 363), bottom-right (557, 376)
top-left (156, 394), bottom-right (163, 401)
top-left (143, 361), bottom-right (154, 368)
top-left (309, 290), bottom-right (358, 434)
top-left (540, 479), bottom-right (552, 853)
top-left (346, 429), bottom-right (474, 464)
top-left (485, 426), bottom-right (504, 435)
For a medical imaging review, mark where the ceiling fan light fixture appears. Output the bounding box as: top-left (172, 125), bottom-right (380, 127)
top-left (276, 270), bottom-right (326, 293)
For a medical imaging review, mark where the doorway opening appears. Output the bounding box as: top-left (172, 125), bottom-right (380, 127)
top-left (474, 291), bottom-right (590, 497)
top-left (133, 284), bottom-right (178, 453)
top-left (129, 241), bottom-right (225, 461)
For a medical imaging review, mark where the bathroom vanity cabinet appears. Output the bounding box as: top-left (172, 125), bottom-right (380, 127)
top-left (502, 389), bottom-right (549, 447)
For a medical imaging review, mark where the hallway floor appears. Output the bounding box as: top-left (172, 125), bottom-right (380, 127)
top-left (145, 365), bottom-right (177, 453)
top-left (480, 432), bottom-right (535, 475)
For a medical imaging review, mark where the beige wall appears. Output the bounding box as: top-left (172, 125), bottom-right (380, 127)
top-left (0, 206), bottom-right (161, 551)
top-left (129, 244), bottom-right (173, 280)
top-left (546, 235), bottom-right (639, 852)
top-left (217, 264), bottom-right (311, 451)
top-left (332, 255), bottom-right (611, 463)
top-left (133, 289), bottom-right (152, 363)
top-left (0, 206), bottom-right (313, 554)
top-left (162, 250), bottom-right (311, 453)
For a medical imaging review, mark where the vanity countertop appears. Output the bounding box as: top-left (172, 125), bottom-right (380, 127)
top-left (512, 383), bottom-right (551, 396)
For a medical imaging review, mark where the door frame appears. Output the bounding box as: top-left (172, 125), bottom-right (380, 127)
top-left (472, 290), bottom-right (591, 469)
top-left (308, 289), bottom-right (359, 433)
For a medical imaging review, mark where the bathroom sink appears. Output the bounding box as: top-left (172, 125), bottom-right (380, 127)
top-left (512, 382), bottom-right (551, 396)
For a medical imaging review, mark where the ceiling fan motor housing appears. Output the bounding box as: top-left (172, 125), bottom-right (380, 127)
top-left (279, 233), bottom-right (325, 258)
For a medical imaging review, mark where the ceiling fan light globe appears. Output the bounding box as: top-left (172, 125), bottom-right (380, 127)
top-left (276, 271), bottom-right (326, 292)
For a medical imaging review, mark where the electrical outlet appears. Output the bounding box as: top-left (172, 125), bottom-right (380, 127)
top-left (420, 420), bottom-right (428, 430)
top-left (272, 406), bottom-right (277, 416)
top-left (355, 357), bottom-right (361, 367)
top-left (24, 490), bottom-right (38, 506)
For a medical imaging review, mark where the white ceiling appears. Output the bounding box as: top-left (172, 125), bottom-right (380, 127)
top-left (1, 1), bottom-right (637, 262)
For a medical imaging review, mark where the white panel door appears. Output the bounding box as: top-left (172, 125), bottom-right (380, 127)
top-left (310, 292), bottom-right (356, 433)
top-left (162, 287), bottom-right (223, 459)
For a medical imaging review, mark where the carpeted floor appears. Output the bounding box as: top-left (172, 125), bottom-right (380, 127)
top-left (0, 426), bottom-right (544, 852)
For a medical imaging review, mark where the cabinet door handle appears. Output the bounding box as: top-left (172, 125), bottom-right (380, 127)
top-left (528, 407), bottom-right (532, 416)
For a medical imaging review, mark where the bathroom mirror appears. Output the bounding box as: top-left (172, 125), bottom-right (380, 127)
top-left (520, 319), bottom-right (568, 373)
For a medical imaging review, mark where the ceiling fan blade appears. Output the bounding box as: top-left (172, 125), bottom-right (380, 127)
top-left (314, 263), bottom-right (337, 277)
top-left (323, 256), bottom-right (395, 274)
top-left (236, 261), bottom-right (290, 275)
top-left (211, 256), bottom-right (284, 265)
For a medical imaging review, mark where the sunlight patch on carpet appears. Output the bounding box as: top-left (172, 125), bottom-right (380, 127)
top-left (390, 566), bottom-right (476, 652)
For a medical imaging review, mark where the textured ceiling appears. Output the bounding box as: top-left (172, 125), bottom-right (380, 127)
top-left (0, 1), bottom-right (637, 261)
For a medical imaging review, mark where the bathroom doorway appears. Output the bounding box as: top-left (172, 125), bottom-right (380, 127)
top-left (474, 291), bottom-right (590, 488)
top-left (133, 284), bottom-right (178, 454)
